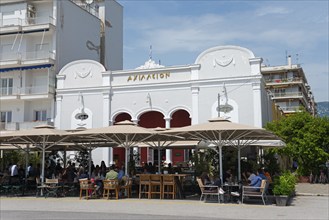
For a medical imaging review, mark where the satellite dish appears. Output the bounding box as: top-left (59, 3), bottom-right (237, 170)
top-left (85, 0), bottom-right (94, 4)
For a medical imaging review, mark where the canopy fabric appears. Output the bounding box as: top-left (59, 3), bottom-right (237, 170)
top-left (68, 120), bottom-right (157, 175)
top-left (161, 117), bottom-right (282, 185)
top-left (0, 125), bottom-right (70, 184)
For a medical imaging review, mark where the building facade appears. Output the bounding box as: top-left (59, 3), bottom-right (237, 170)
top-left (0, 0), bottom-right (123, 130)
top-left (56, 45), bottom-right (275, 166)
top-left (261, 56), bottom-right (317, 116)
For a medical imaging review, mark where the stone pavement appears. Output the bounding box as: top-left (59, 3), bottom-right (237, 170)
top-left (296, 183), bottom-right (329, 196)
top-left (1, 195), bottom-right (329, 220)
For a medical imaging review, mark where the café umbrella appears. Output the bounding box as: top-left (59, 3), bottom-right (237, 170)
top-left (161, 117), bottom-right (281, 185)
top-left (0, 125), bottom-right (70, 183)
top-left (68, 120), bottom-right (158, 175)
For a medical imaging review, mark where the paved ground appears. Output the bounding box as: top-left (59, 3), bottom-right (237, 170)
top-left (1, 195), bottom-right (328, 220)
top-left (0, 183), bottom-right (328, 220)
top-left (295, 183), bottom-right (329, 196)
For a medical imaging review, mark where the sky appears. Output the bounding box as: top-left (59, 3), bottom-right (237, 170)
top-left (118, 0), bottom-right (329, 102)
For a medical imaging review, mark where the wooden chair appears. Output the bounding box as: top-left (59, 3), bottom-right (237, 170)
top-left (242, 179), bottom-right (268, 205)
top-left (162, 175), bottom-right (176, 199)
top-left (139, 174), bottom-right (151, 199)
top-left (79, 178), bottom-right (95, 200)
top-left (103, 179), bottom-right (119, 200)
top-left (196, 177), bottom-right (221, 203)
top-left (150, 174), bottom-right (162, 199)
top-left (120, 177), bottom-right (132, 198)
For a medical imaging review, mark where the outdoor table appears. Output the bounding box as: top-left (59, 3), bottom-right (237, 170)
top-left (222, 183), bottom-right (240, 202)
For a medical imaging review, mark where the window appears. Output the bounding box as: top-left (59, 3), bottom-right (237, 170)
top-left (34, 110), bottom-right (47, 121)
top-left (1, 111), bottom-right (12, 123)
top-left (0, 78), bottom-right (13, 95)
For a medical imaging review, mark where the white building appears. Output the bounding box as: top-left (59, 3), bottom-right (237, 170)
top-left (56, 45), bottom-right (274, 166)
top-left (261, 56), bottom-right (317, 116)
top-left (0, 0), bottom-right (123, 130)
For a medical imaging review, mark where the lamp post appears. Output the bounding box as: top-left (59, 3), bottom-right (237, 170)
top-left (217, 93), bottom-right (220, 117)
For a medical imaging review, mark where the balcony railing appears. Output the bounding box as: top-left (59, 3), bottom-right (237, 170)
top-left (272, 91), bottom-right (303, 98)
top-left (0, 16), bottom-right (56, 28)
top-left (0, 85), bottom-right (54, 96)
top-left (280, 106), bottom-right (302, 112)
top-left (265, 77), bottom-right (303, 84)
top-left (1, 120), bottom-right (54, 131)
top-left (0, 51), bottom-right (55, 63)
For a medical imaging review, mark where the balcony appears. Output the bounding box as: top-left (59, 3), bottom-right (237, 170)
top-left (0, 85), bottom-right (55, 100)
top-left (271, 91), bottom-right (303, 99)
top-left (0, 50), bottom-right (55, 69)
top-left (265, 77), bottom-right (303, 85)
top-left (279, 106), bottom-right (303, 114)
top-left (0, 120), bottom-right (54, 131)
top-left (0, 16), bottom-right (56, 35)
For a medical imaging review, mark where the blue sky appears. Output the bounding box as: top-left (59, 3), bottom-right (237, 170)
top-left (118, 0), bottom-right (329, 102)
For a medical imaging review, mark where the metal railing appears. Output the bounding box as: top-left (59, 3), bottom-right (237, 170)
top-left (0, 16), bottom-right (56, 28)
top-left (280, 106), bottom-right (302, 112)
top-left (1, 120), bottom-right (54, 131)
top-left (0, 51), bottom-right (55, 62)
top-left (0, 85), bottom-right (54, 96)
top-left (272, 91), bottom-right (303, 98)
top-left (265, 77), bottom-right (302, 84)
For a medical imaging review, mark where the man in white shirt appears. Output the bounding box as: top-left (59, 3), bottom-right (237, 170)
top-left (10, 164), bottom-right (18, 177)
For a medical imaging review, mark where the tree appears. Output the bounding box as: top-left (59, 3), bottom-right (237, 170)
top-left (266, 111), bottom-right (329, 176)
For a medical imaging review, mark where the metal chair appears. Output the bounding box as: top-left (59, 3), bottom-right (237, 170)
top-left (196, 177), bottom-right (222, 203)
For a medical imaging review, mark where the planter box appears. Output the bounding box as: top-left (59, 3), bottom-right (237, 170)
top-left (299, 176), bottom-right (309, 183)
top-left (275, 195), bottom-right (289, 206)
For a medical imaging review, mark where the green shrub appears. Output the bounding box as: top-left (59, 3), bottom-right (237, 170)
top-left (273, 171), bottom-right (297, 196)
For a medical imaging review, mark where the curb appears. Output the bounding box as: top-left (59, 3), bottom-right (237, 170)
top-left (296, 193), bottom-right (329, 197)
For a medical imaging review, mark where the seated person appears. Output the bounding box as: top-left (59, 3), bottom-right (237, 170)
top-left (258, 168), bottom-right (267, 180)
top-left (223, 169), bottom-right (232, 183)
top-left (167, 163), bottom-right (174, 174)
top-left (105, 165), bottom-right (118, 180)
top-left (117, 165), bottom-right (125, 185)
top-left (263, 168), bottom-right (272, 183)
top-left (247, 172), bottom-right (262, 191)
top-left (200, 172), bottom-right (224, 194)
top-left (242, 170), bottom-right (256, 184)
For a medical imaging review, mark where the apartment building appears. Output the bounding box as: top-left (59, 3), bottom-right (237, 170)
top-left (261, 56), bottom-right (317, 116)
top-left (0, 0), bottom-right (123, 131)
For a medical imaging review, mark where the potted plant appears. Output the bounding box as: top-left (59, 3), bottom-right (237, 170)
top-left (273, 171), bottom-right (297, 206)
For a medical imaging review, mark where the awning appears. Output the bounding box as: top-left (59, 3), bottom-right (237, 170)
top-left (0, 64), bottom-right (53, 72)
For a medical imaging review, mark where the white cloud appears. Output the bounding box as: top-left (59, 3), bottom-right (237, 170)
top-left (122, 1), bottom-right (329, 101)
top-left (255, 6), bottom-right (292, 17)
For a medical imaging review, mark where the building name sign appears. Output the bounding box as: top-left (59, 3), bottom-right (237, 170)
top-left (127, 72), bottom-right (170, 82)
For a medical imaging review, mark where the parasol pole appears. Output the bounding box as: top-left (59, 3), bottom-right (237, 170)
top-left (158, 140), bottom-right (161, 174)
top-left (237, 140), bottom-right (241, 183)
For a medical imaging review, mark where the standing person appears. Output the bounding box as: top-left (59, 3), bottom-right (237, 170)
top-left (27, 163), bottom-right (34, 178)
top-left (10, 163), bottom-right (18, 177)
top-left (100, 161), bottom-right (107, 177)
top-left (55, 160), bottom-right (63, 177)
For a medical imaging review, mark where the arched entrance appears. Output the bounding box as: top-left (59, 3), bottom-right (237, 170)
top-left (112, 113), bottom-right (132, 167)
top-left (138, 111), bottom-right (165, 167)
top-left (170, 110), bottom-right (191, 165)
